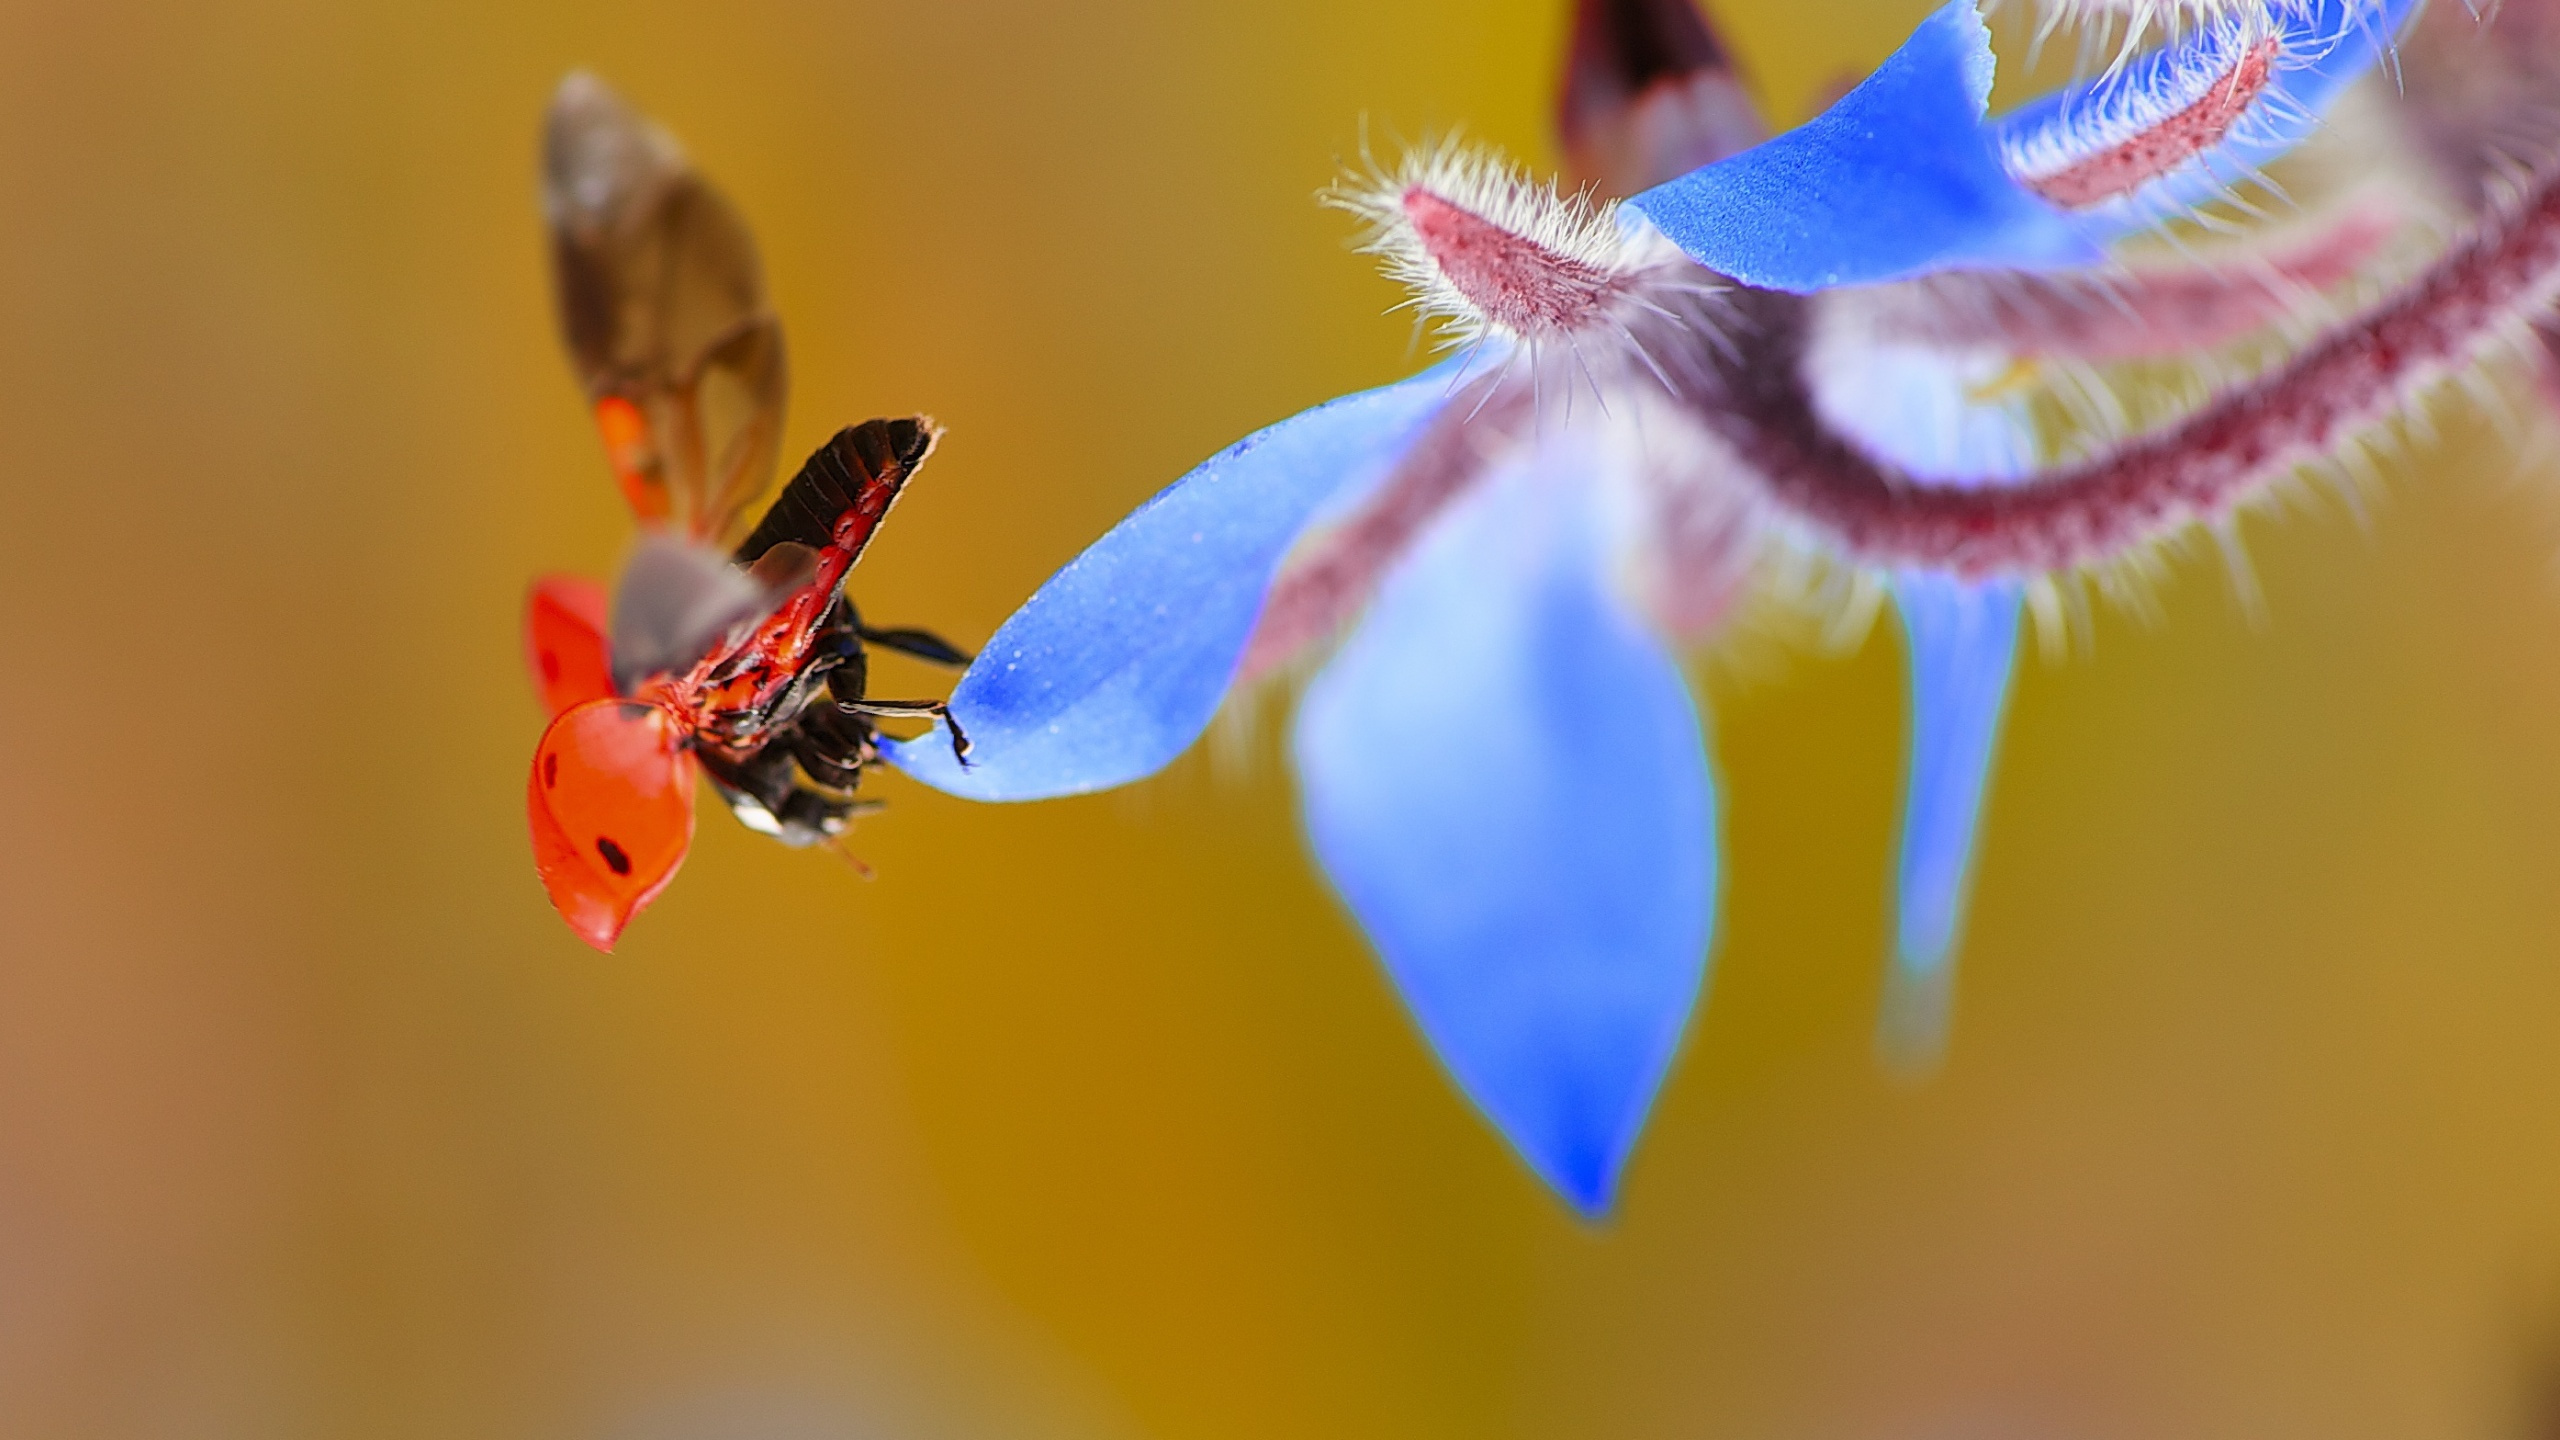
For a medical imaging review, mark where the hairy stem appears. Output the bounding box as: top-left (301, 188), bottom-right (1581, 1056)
top-left (1873, 203), bottom-right (2397, 361)
top-left (1690, 168), bottom-right (2560, 577)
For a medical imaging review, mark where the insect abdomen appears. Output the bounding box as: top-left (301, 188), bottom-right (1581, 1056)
top-left (732, 417), bottom-right (939, 565)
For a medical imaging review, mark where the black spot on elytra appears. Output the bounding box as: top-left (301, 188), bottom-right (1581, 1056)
top-left (543, 753), bottom-right (559, 789)
top-left (596, 836), bottom-right (631, 876)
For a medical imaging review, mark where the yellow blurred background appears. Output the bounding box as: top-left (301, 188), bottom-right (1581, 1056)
top-left (5, 0), bottom-right (2560, 1435)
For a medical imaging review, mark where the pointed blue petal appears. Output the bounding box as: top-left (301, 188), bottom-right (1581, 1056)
top-left (1815, 342), bottom-right (2029, 1068)
top-left (887, 363), bottom-right (1468, 800)
top-left (1885, 572), bottom-right (2021, 1066)
top-left (1291, 441), bottom-right (1715, 1216)
top-left (1995, 0), bottom-right (2421, 229)
top-left (1625, 0), bottom-right (2098, 292)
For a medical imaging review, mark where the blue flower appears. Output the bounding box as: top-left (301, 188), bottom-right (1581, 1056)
top-left (894, 0), bottom-right (2443, 1213)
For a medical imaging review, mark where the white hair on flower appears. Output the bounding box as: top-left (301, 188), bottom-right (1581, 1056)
top-left (1323, 137), bottom-right (1711, 351)
top-left (2002, 7), bottom-right (2282, 189)
top-left (2008, 0), bottom-right (2399, 88)
top-left (2026, 0), bottom-right (2273, 32)
top-left (1322, 135), bottom-right (1725, 417)
top-left (2012, 0), bottom-right (2277, 67)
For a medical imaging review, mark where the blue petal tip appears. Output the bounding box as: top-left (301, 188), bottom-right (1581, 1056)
top-left (1292, 436), bottom-right (1715, 1219)
top-left (1884, 574), bottom-right (2023, 1074)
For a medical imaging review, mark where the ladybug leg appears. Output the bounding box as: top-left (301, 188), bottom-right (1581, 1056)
top-left (771, 788), bottom-right (861, 848)
top-left (836, 592), bottom-right (969, 666)
top-left (853, 624), bottom-right (972, 668)
top-left (823, 601), bottom-right (967, 763)
top-left (819, 644), bottom-right (871, 711)
top-left (759, 652), bottom-right (842, 734)
top-left (701, 742), bottom-right (868, 849)
top-left (697, 746), bottom-right (801, 837)
top-left (791, 704), bottom-right (877, 791)
top-left (837, 698), bottom-right (971, 766)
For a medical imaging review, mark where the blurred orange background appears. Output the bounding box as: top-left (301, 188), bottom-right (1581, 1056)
top-left (6, 0), bottom-right (2560, 1435)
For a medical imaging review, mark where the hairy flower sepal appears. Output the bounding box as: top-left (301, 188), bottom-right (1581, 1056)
top-left (1323, 143), bottom-right (1713, 366)
top-left (1996, 0), bottom-right (2420, 222)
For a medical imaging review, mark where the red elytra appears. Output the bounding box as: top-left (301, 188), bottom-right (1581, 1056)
top-left (527, 699), bottom-right (698, 950)
top-left (524, 575), bottom-right (615, 717)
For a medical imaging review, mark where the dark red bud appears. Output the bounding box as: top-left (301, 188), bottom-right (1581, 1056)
top-left (1557, 0), bottom-right (1766, 197)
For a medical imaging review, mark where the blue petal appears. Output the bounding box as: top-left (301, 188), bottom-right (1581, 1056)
top-left (1625, 0), bottom-right (2098, 292)
top-left (1816, 342), bottom-right (2030, 1069)
top-left (1291, 440), bottom-right (1715, 1216)
top-left (1884, 573), bottom-right (2021, 1070)
top-left (888, 362), bottom-right (1468, 800)
top-left (1995, 0), bottom-right (2421, 228)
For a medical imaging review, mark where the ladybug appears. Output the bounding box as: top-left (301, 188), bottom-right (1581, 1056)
top-left (523, 72), bottom-right (968, 951)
